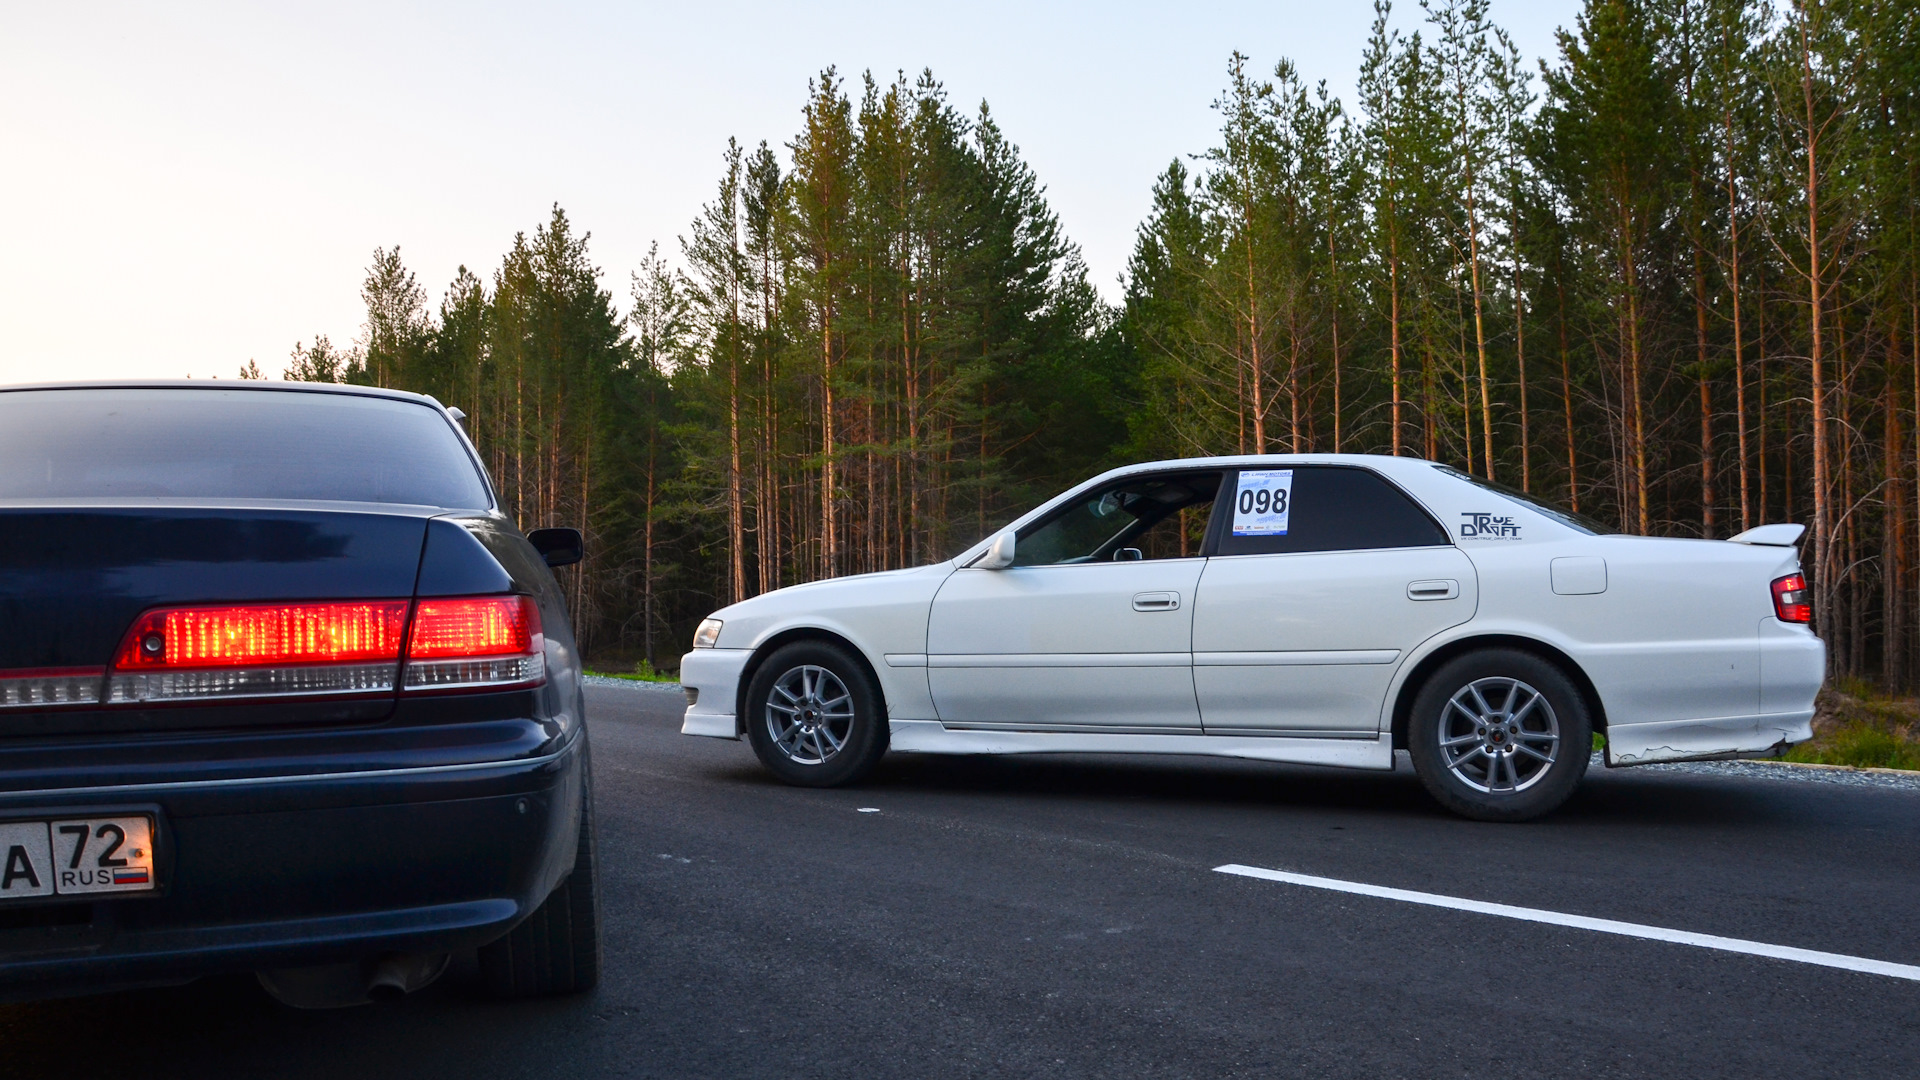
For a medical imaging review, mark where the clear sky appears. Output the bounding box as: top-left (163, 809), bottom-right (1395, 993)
top-left (0, 0), bottom-right (1581, 385)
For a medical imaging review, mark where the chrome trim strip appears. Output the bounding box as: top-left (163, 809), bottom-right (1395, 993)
top-left (940, 722), bottom-right (1204, 735)
top-left (927, 652), bottom-right (1190, 669)
top-left (1197, 727), bottom-right (1381, 739)
top-left (1193, 650), bottom-right (1400, 666)
top-left (883, 654), bottom-right (929, 668)
top-left (0, 744), bottom-right (571, 803)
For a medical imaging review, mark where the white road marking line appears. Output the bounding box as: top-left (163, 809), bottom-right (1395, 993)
top-left (1214, 864), bottom-right (1920, 983)
top-left (856, 807), bottom-right (880, 813)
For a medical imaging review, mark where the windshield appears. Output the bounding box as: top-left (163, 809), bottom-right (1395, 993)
top-left (0, 388), bottom-right (492, 509)
top-left (1433, 465), bottom-right (1616, 536)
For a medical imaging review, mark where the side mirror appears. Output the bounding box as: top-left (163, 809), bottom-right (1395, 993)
top-left (1113, 547), bottom-right (1143, 562)
top-left (528, 527), bottom-right (585, 568)
top-left (975, 530), bottom-right (1016, 570)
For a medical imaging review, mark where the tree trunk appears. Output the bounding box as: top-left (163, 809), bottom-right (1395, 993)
top-left (1694, 247), bottom-right (1715, 538)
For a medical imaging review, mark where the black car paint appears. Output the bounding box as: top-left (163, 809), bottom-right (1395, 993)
top-left (0, 383), bottom-right (587, 1003)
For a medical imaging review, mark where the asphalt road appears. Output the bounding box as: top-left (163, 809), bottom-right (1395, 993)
top-left (5, 680), bottom-right (1920, 1079)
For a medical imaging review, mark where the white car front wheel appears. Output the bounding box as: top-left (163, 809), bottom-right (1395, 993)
top-left (745, 642), bottom-right (888, 787)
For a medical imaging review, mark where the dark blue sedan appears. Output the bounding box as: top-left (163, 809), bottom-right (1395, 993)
top-left (0, 382), bottom-right (597, 1007)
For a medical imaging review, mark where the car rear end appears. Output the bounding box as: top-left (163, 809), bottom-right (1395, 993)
top-left (0, 384), bottom-right (590, 1004)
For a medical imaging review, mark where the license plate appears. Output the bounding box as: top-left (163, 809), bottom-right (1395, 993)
top-left (0, 816), bottom-right (157, 899)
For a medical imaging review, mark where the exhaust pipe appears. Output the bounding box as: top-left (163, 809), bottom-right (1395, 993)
top-left (258, 952), bottom-right (451, 1009)
top-left (365, 953), bottom-right (448, 1001)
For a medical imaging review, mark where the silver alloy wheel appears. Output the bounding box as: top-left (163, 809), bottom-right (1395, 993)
top-left (1438, 676), bottom-right (1561, 794)
top-left (764, 664), bottom-right (855, 766)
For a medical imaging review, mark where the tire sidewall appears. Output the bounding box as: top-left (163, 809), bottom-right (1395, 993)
top-left (744, 642), bottom-right (886, 787)
top-left (1409, 649), bottom-right (1591, 822)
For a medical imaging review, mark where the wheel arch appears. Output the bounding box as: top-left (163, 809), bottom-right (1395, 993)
top-left (735, 626), bottom-right (891, 739)
top-left (1389, 633), bottom-right (1608, 751)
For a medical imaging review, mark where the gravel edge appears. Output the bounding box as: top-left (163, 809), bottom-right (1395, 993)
top-left (1604, 753), bottom-right (1920, 791)
top-left (583, 674), bottom-right (684, 692)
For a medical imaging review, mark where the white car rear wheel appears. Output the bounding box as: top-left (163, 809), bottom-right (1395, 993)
top-left (1409, 649), bottom-right (1591, 822)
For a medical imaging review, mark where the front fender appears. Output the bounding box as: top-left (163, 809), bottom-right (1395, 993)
top-left (689, 563), bottom-right (955, 730)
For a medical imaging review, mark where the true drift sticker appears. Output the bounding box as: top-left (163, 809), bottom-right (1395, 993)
top-left (1460, 512), bottom-right (1522, 539)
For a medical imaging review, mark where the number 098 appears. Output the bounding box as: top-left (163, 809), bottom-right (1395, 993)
top-left (1237, 487), bottom-right (1287, 515)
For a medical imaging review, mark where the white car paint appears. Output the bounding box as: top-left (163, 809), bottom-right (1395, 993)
top-left (679, 454), bottom-right (1824, 772)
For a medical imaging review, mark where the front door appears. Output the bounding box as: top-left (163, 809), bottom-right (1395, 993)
top-left (1191, 465), bottom-right (1477, 735)
top-left (927, 471), bottom-right (1222, 732)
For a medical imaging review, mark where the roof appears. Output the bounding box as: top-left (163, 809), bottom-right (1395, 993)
top-left (0, 379), bottom-right (438, 406)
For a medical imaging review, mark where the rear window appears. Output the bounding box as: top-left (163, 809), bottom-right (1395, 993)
top-left (0, 388), bottom-right (492, 509)
top-left (1212, 465), bottom-right (1449, 556)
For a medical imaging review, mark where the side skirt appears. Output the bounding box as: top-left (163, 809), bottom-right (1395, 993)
top-left (887, 720), bottom-right (1394, 771)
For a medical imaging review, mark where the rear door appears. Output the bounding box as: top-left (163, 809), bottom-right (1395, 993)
top-left (926, 470), bottom-right (1221, 732)
top-left (1191, 465), bottom-right (1476, 735)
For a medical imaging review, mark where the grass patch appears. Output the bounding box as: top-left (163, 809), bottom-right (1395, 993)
top-left (585, 659), bottom-right (678, 684)
top-left (1782, 683), bottom-right (1920, 770)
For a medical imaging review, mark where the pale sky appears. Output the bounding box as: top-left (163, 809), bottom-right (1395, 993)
top-left (0, 0), bottom-right (1579, 385)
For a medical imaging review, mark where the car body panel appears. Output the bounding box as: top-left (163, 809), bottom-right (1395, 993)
top-left (927, 558), bottom-right (1204, 733)
top-left (684, 563), bottom-right (954, 733)
top-left (1192, 545), bottom-right (1477, 734)
top-left (683, 453), bottom-right (1825, 774)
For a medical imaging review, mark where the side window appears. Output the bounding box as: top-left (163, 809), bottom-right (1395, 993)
top-left (1013, 472), bottom-right (1222, 567)
top-left (1210, 466), bottom-right (1448, 556)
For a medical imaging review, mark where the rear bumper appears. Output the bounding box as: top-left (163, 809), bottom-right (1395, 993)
top-left (1605, 711), bottom-right (1816, 766)
top-left (0, 733), bottom-right (584, 1002)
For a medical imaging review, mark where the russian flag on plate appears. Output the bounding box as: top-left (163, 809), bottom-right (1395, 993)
top-left (112, 867), bottom-right (149, 886)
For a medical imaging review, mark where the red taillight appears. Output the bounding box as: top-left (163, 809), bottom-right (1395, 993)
top-left (1772, 573), bottom-right (1812, 624)
top-left (99, 595), bottom-right (543, 704)
top-left (106, 600), bottom-right (411, 704)
top-left (113, 601), bottom-right (410, 669)
top-left (407, 596), bottom-right (535, 659)
top-left (403, 595), bottom-right (544, 691)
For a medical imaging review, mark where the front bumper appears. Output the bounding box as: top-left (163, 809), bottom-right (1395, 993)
top-left (680, 648), bottom-right (750, 740)
top-left (0, 733), bottom-right (584, 1002)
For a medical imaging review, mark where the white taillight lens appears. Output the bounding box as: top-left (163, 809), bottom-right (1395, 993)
top-left (1772, 573), bottom-right (1812, 624)
top-left (109, 663), bottom-right (398, 704)
top-left (692, 618), bottom-right (723, 649)
top-left (0, 668), bottom-right (104, 709)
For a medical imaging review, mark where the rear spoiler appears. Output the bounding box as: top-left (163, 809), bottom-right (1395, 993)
top-left (1727, 523), bottom-right (1805, 547)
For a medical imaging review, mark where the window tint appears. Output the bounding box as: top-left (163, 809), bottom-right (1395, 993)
top-left (1013, 472), bottom-right (1221, 566)
top-left (0, 388), bottom-right (492, 509)
top-left (1433, 465), bottom-right (1616, 535)
top-left (1211, 466), bottom-right (1447, 556)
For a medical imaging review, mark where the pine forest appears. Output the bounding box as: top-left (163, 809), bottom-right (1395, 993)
top-left (259, 0), bottom-right (1920, 690)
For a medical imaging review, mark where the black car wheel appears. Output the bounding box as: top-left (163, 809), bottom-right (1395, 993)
top-left (744, 641), bottom-right (888, 787)
top-left (1408, 649), bottom-right (1592, 822)
top-left (480, 746), bottom-right (601, 997)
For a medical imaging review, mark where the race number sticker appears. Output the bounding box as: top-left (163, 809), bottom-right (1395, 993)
top-left (1232, 469), bottom-right (1293, 536)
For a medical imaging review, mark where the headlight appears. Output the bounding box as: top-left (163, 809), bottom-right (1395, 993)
top-left (692, 618), bottom-right (724, 648)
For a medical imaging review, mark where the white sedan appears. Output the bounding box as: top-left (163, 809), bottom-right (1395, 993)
top-left (679, 455), bottom-right (1825, 820)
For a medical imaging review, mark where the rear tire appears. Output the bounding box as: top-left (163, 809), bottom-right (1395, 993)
top-left (480, 746), bottom-right (601, 997)
top-left (744, 641), bottom-right (888, 788)
top-left (1408, 649), bottom-right (1591, 822)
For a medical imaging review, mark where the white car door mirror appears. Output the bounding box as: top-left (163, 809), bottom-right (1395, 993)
top-left (975, 530), bottom-right (1016, 569)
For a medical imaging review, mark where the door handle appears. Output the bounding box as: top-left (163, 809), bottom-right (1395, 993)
top-left (1132, 591), bottom-right (1181, 611)
top-left (1407, 579), bottom-right (1459, 601)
